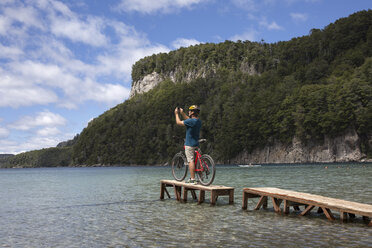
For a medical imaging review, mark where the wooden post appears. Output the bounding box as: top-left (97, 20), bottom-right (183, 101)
top-left (271, 197), bottom-right (281, 213)
top-left (283, 200), bottom-right (289, 214)
top-left (242, 191), bottom-right (248, 210)
top-left (182, 187), bottom-right (188, 202)
top-left (340, 212), bottom-right (348, 222)
top-left (198, 190), bottom-right (205, 204)
top-left (160, 182), bottom-right (165, 200)
top-left (229, 189), bottom-right (234, 204)
top-left (173, 185), bottom-right (181, 201)
top-left (211, 190), bottom-right (217, 206)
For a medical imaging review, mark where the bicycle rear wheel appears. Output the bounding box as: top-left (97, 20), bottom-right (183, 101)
top-left (196, 154), bottom-right (216, 186)
top-left (171, 152), bottom-right (187, 181)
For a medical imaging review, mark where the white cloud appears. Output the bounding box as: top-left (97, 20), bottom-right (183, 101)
top-left (0, 136), bottom-right (61, 154)
top-left (230, 29), bottom-right (258, 42)
top-left (117, 0), bottom-right (206, 14)
top-left (36, 127), bottom-right (61, 136)
top-left (0, 44), bottom-right (24, 60)
top-left (0, 0), bottom-right (177, 154)
top-left (0, 15), bottom-right (11, 35)
top-left (290, 12), bottom-right (308, 22)
top-left (50, 15), bottom-right (108, 47)
top-left (259, 18), bottom-right (284, 30)
top-left (0, 72), bottom-right (58, 108)
top-left (171, 38), bottom-right (202, 49)
top-left (0, 126), bottom-right (9, 138)
top-left (3, 4), bottom-right (45, 30)
top-left (0, 1), bottom-right (171, 109)
top-left (10, 110), bottom-right (67, 131)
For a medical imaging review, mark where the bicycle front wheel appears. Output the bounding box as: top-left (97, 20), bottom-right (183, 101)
top-left (171, 152), bottom-right (187, 181)
top-left (196, 154), bottom-right (216, 186)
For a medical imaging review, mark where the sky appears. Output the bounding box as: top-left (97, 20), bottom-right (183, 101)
top-left (0, 0), bottom-right (371, 154)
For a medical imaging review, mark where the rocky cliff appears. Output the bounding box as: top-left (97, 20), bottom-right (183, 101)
top-left (231, 129), bottom-right (371, 164)
top-left (130, 59), bottom-right (260, 97)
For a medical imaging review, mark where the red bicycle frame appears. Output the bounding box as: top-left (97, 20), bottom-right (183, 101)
top-left (184, 146), bottom-right (209, 172)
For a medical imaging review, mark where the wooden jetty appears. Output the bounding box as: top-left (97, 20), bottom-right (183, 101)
top-left (242, 187), bottom-right (372, 226)
top-left (160, 179), bottom-right (234, 205)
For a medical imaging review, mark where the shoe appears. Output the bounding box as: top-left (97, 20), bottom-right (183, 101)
top-left (186, 178), bottom-right (197, 185)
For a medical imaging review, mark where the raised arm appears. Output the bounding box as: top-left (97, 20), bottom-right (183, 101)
top-left (181, 109), bottom-right (189, 120)
top-left (174, 108), bottom-right (185, 126)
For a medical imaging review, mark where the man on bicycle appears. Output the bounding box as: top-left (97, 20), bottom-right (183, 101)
top-left (174, 105), bottom-right (202, 184)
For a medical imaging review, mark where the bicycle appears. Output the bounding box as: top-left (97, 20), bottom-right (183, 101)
top-left (171, 139), bottom-right (216, 186)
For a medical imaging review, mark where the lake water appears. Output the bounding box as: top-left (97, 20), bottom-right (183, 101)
top-left (1, 164), bottom-right (372, 247)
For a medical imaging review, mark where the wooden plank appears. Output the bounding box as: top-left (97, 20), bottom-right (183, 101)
top-left (161, 180), bottom-right (234, 191)
top-left (300, 205), bottom-right (315, 216)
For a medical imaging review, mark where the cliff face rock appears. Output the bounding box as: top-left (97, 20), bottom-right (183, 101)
top-left (130, 72), bottom-right (163, 98)
top-left (231, 129), bottom-right (367, 164)
top-left (130, 63), bottom-right (259, 98)
top-left (130, 69), bottom-right (211, 98)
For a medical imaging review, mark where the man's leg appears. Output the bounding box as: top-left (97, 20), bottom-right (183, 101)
top-left (189, 161), bottom-right (195, 180)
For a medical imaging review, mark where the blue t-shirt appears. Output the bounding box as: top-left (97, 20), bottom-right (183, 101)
top-left (184, 118), bottom-right (202, 147)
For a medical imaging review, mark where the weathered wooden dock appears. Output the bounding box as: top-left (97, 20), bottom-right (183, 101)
top-left (242, 187), bottom-right (372, 226)
top-left (160, 179), bottom-right (234, 205)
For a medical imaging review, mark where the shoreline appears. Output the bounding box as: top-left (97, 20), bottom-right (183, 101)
top-left (1, 161), bottom-right (372, 169)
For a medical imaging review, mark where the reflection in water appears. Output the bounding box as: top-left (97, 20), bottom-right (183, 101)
top-left (0, 164), bottom-right (371, 247)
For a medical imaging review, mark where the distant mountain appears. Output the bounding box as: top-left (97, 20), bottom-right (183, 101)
top-left (6, 10), bottom-right (372, 167)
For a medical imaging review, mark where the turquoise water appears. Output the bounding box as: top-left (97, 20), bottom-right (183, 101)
top-left (0, 164), bottom-right (372, 247)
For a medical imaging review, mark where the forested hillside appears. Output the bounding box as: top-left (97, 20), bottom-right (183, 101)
top-left (4, 10), bottom-right (372, 167)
